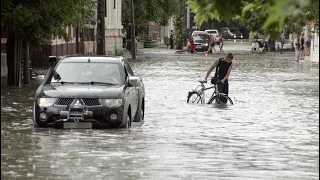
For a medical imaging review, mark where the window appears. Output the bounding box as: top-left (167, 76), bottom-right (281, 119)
top-left (125, 62), bottom-right (134, 76)
top-left (51, 62), bottom-right (122, 84)
top-left (194, 34), bottom-right (210, 41)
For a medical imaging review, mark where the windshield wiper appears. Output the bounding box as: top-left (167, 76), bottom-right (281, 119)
top-left (52, 81), bottom-right (75, 84)
top-left (52, 81), bottom-right (116, 85)
top-left (88, 81), bottom-right (117, 85)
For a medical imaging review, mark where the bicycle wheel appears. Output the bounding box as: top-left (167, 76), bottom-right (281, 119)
top-left (207, 95), bottom-right (218, 104)
top-left (208, 95), bottom-right (234, 105)
top-left (187, 91), bottom-right (202, 103)
top-left (225, 96), bottom-right (234, 105)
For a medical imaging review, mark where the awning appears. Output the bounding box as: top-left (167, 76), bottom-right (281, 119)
top-left (148, 21), bottom-right (156, 27)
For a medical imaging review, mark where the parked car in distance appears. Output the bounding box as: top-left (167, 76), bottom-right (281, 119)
top-left (220, 27), bottom-right (234, 39)
top-left (33, 55), bottom-right (145, 129)
top-left (229, 28), bottom-right (243, 39)
top-left (205, 29), bottom-right (219, 42)
top-left (191, 31), bottom-right (206, 36)
top-left (188, 32), bottom-right (210, 52)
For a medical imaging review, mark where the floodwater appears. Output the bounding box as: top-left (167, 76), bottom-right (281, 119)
top-left (1, 42), bottom-right (319, 180)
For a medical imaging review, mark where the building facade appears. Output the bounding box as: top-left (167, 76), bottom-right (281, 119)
top-left (309, 24), bottom-right (319, 62)
top-left (105, 0), bottom-right (123, 54)
top-left (1, 0), bottom-right (123, 68)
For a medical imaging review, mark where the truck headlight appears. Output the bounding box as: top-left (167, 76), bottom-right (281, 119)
top-left (103, 99), bottom-right (123, 108)
top-left (37, 98), bottom-right (57, 107)
top-left (203, 43), bottom-right (208, 46)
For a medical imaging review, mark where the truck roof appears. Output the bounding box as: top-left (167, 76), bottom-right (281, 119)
top-left (59, 55), bottom-right (124, 63)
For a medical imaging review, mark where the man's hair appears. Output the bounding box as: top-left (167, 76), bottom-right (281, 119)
top-left (226, 53), bottom-right (233, 59)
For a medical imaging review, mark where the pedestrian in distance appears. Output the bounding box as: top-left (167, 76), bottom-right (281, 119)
top-left (299, 32), bottom-right (305, 60)
top-left (189, 34), bottom-right (196, 53)
top-left (207, 34), bottom-right (216, 54)
top-left (169, 30), bottom-right (174, 49)
top-left (305, 34), bottom-right (311, 56)
top-left (280, 31), bottom-right (285, 54)
top-left (251, 33), bottom-right (259, 52)
top-left (275, 33), bottom-right (282, 54)
top-left (217, 34), bottom-right (224, 53)
top-left (294, 36), bottom-right (300, 61)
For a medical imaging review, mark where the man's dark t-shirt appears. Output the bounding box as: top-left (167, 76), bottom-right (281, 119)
top-left (214, 58), bottom-right (232, 81)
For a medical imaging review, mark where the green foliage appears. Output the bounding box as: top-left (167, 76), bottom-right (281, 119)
top-left (285, 0), bottom-right (319, 35)
top-left (138, 35), bottom-right (155, 48)
top-left (122, 0), bottom-right (179, 30)
top-left (1, 0), bottom-right (95, 47)
top-left (187, 0), bottom-right (313, 39)
top-left (188, 0), bottom-right (244, 24)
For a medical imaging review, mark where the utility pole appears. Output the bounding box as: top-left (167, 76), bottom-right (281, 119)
top-left (97, 0), bottom-right (106, 55)
top-left (179, 0), bottom-right (185, 50)
top-left (183, 0), bottom-right (187, 46)
top-left (130, 0), bottom-right (136, 59)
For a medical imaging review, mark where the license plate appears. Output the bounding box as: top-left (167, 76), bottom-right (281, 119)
top-left (63, 122), bottom-right (92, 129)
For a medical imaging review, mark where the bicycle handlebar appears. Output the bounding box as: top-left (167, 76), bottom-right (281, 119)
top-left (198, 79), bottom-right (225, 85)
top-left (198, 80), bottom-right (207, 84)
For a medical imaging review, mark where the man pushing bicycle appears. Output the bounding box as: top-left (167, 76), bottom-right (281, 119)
top-left (202, 53), bottom-right (233, 102)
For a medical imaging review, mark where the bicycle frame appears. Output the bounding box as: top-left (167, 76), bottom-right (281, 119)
top-left (195, 82), bottom-right (225, 104)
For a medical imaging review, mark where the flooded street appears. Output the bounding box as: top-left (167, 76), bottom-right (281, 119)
top-left (1, 42), bottom-right (319, 180)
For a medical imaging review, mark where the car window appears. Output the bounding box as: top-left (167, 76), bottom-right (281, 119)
top-left (230, 29), bottom-right (240, 34)
top-left (125, 62), bottom-right (134, 76)
top-left (51, 62), bottom-right (122, 84)
top-left (207, 31), bottom-right (217, 34)
top-left (124, 66), bottom-right (129, 79)
top-left (193, 34), bottom-right (209, 41)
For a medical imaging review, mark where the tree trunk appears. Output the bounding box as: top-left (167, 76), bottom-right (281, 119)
top-left (16, 35), bottom-right (22, 87)
top-left (6, 30), bottom-right (22, 86)
top-left (23, 44), bottom-right (30, 84)
top-left (6, 31), bottom-right (15, 86)
top-left (174, 15), bottom-right (183, 50)
top-left (76, 26), bottom-right (80, 54)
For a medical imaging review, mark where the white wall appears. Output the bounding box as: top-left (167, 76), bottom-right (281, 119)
top-left (310, 32), bottom-right (319, 62)
top-left (105, 0), bottom-right (123, 54)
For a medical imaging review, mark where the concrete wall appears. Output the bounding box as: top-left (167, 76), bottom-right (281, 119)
top-left (105, 37), bottom-right (122, 55)
top-left (310, 32), bottom-right (319, 62)
top-left (105, 0), bottom-right (123, 54)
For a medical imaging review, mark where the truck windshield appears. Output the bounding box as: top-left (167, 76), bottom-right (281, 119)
top-left (51, 62), bottom-right (122, 85)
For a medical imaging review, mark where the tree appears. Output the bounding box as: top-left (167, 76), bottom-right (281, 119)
top-left (1, 0), bottom-right (95, 86)
top-left (122, 0), bottom-right (179, 34)
top-left (284, 0), bottom-right (319, 35)
top-left (187, 0), bottom-right (313, 39)
top-left (173, 0), bottom-right (185, 50)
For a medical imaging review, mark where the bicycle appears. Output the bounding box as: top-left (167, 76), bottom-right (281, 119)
top-left (187, 78), bottom-right (234, 105)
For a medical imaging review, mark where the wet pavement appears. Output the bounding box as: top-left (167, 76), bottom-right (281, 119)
top-left (1, 42), bottom-right (319, 180)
